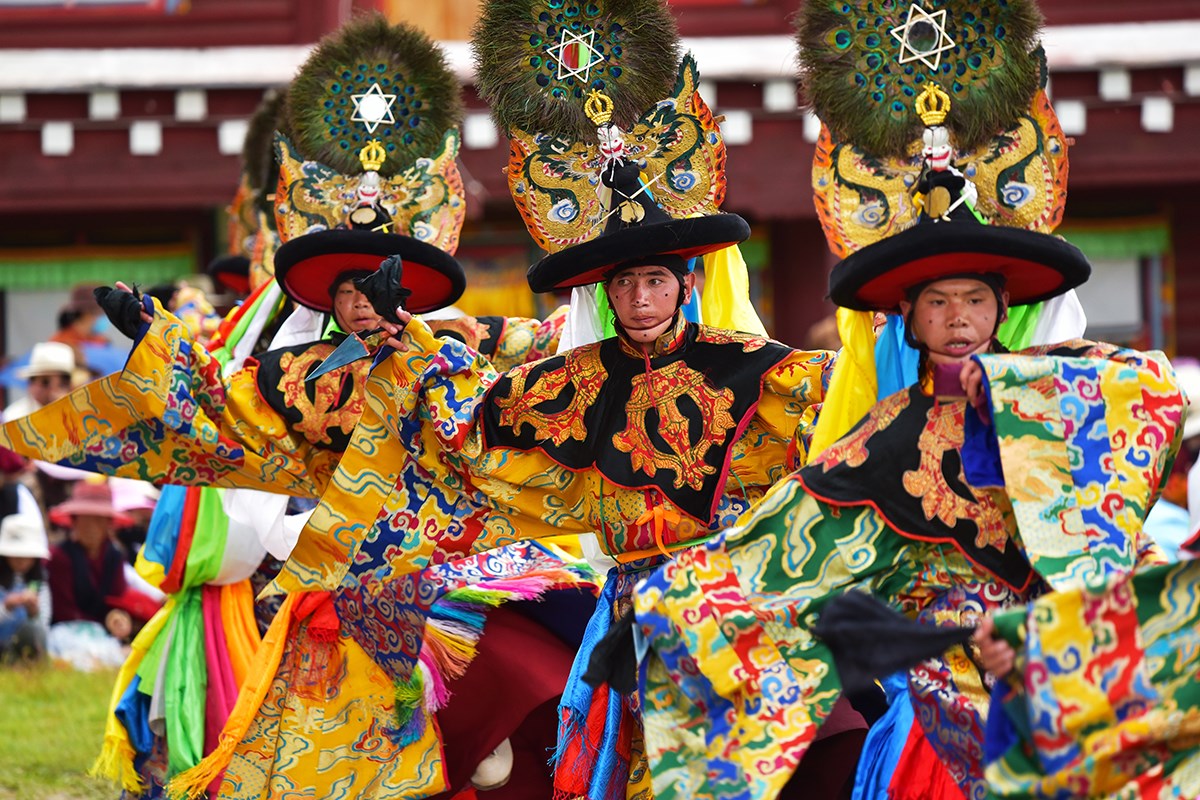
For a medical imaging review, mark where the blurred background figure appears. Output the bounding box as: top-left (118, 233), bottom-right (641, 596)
top-left (1, 342), bottom-right (89, 522)
top-left (45, 478), bottom-right (161, 670)
top-left (50, 285), bottom-right (109, 361)
top-left (1145, 358), bottom-right (1200, 560)
top-left (207, 254), bottom-right (252, 317)
top-left (0, 513), bottom-right (51, 664)
top-left (805, 314), bottom-right (842, 351)
top-left (2, 341), bottom-right (75, 422)
top-left (109, 478), bottom-right (159, 566)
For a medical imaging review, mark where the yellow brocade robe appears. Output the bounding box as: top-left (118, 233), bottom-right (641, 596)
top-left (278, 313), bottom-right (835, 593)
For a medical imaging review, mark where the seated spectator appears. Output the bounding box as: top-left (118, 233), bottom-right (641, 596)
top-left (47, 479), bottom-right (158, 638)
top-left (0, 513), bottom-right (51, 663)
top-left (2, 341), bottom-right (75, 421)
top-left (45, 479), bottom-right (163, 669)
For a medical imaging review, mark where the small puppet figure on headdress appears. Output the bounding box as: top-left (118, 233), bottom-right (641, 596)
top-left (913, 83), bottom-right (979, 221)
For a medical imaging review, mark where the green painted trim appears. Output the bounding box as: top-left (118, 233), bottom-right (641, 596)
top-left (1059, 222), bottom-right (1171, 261)
top-left (0, 249), bottom-right (194, 291)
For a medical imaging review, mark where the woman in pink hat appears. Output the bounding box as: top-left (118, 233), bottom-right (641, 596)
top-left (0, 512), bottom-right (51, 663)
top-left (46, 479), bottom-right (139, 640)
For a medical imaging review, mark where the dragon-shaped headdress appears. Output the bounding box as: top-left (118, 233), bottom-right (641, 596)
top-left (271, 15), bottom-right (466, 314)
top-left (800, 0), bottom-right (1090, 311)
top-left (472, 0), bottom-right (748, 292)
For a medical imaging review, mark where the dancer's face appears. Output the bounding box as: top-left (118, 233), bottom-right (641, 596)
top-left (606, 266), bottom-right (694, 350)
top-left (331, 280), bottom-right (382, 333)
top-left (898, 277), bottom-right (1008, 366)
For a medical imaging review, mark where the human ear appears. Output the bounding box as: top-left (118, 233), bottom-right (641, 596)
top-left (682, 272), bottom-right (696, 304)
top-left (897, 299), bottom-right (912, 318)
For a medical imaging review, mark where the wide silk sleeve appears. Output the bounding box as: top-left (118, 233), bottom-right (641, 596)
top-left (754, 348), bottom-right (837, 471)
top-left (0, 297), bottom-right (314, 496)
top-left (277, 320), bottom-right (588, 595)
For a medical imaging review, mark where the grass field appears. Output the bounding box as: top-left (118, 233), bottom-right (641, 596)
top-left (0, 664), bottom-right (117, 800)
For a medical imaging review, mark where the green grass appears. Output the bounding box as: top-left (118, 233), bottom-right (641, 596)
top-left (0, 664), bottom-right (118, 800)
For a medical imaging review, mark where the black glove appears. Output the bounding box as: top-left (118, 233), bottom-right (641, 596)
top-left (582, 611), bottom-right (638, 695)
top-left (354, 256), bottom-right (412, 325)
top-left (813, 591), bottom-right (974, 695)
top-left (93, 286), bottom-right (145, 340)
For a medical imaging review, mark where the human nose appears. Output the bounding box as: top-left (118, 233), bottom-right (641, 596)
top-left (352, 291), bottom-right (372, 308)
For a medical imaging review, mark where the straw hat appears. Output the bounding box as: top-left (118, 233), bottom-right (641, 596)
top-left (0, 514), bottom-right (50, 560)
top-left (16, 342), bottom-right (76, 379)
top-left (49, 479), bottom-right (134, 528)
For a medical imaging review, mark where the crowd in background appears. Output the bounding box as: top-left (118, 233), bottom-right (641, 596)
top-left (0, 278), bottom-right (233, 668)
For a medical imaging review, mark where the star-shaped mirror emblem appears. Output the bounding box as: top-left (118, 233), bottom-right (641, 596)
top-left (547, 28), bottom-right (603, 82)
top-left (351, 83), bottom-right (397, 134)
top-left (890, 3), bottom-right (956, 72)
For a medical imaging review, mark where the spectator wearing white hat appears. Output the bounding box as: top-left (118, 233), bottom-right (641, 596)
top-left (0, 513), bottom-right (51, 663)
top-left (3, 342), bottom-right (93, 522)
top-left (2, 341), bottom-right (76, 422)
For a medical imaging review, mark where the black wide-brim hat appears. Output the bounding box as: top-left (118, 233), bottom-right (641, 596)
top-left (207, 254), bottom-right (251, 295)
top-left (274, 229), bottom-right (466, 315)
top-left (828, 220), bottom-right (1091, 312)
top-left (526, 214), bottom-right (751, 294)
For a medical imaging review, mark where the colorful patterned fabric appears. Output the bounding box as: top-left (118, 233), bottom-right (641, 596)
top-left (631, 344), bottom-right (1182, 800)
top-left (184, 542), bottom-right (597, 800)
top-left (553, 558), bottom-right (662, 800)
top-left (273, 314), bottom-right (832, 798)
top-left (986, 559), bottom-right (1200, 798)
top-left (275, 315), bottom-right (831, 682)
top-left (976, 345), bottom-right (1181, 591)
top-left (17, 293), bottom-right (568, 795)
top-left (425, 306), bottom-right (568, 372)
top-left (0, 299), bottom-right (328, 496)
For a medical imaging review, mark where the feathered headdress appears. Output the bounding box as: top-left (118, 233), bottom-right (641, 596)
top-left (272, 14), bottom-right (466, 314)
top-left (219, 88), bottom-right (286, 294)
top-left (798, 0), bottom-right (1087, 310)
top-left (471, 0), bottom-right (747, 292)
top-left (803, 1), bottom-right (1092, 457)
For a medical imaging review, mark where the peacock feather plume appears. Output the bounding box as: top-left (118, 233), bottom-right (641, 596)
top-left (472, 0), bottom-right (680, 140)
top-left (798, 0), bottom-right (1044, 158)
top-left (286, 14), bottom-right (463, 178)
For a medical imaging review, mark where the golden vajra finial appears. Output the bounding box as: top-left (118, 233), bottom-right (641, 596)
top-left (358, 139), bottom-right (387, 172)
top-left (584, 89), bottom-right (614, 126)
top-left (915, 83), bottom-right (951, 126)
